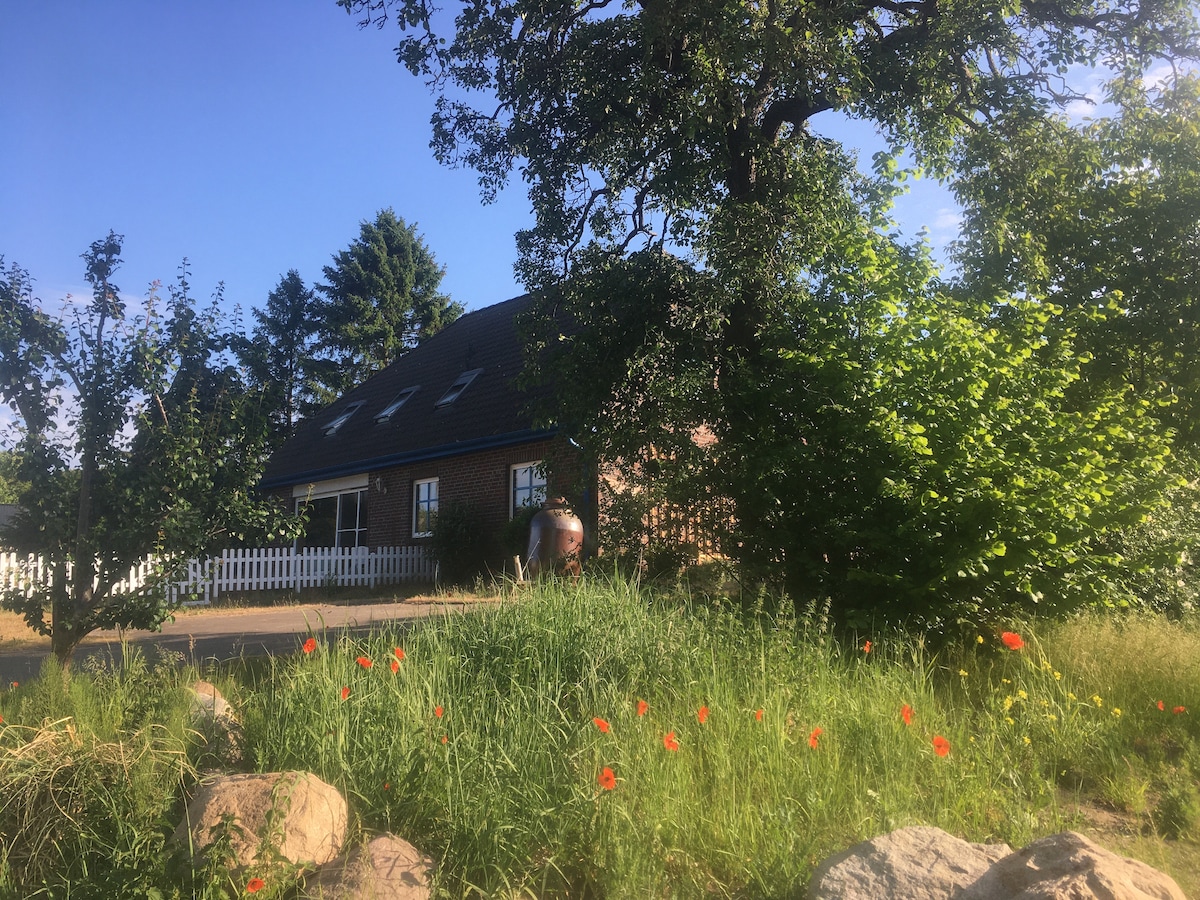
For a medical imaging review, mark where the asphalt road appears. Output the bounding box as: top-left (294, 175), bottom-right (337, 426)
top-left (0, 598), bottom-right (487, 683)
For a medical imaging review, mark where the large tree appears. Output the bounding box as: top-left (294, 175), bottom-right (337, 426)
top-left (0, 235), bottom-right (294, 665)
top-left (947, 75), bottom-right (1200, 614)
top-left (952, 75), bottom-right (1200, 446)
top-left (316, 208), bottom-right (463, 399)
top-left (239, 269), bottom-right (324, 441)
top-left (341, 0), bottom-right (1198, 621)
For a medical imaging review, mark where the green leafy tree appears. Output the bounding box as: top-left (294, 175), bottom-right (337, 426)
top-left (316, 208), bottom-right (463, 399)
top-left (949, 76), bottom-right (1200, 613)
top-left (952, 76), bottom-right (1200, 446)
top-left (238, 269), bottom-right (324, 440)
top-left (342, 0), bottom-right (1197, 622)
top-left (0, 234), bottom-right (296, 665)
top-left (0, 452), bottom-right (27, 503)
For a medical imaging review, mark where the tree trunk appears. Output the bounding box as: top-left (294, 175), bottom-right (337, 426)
top-left (49, 562), bottom-right (80, 669)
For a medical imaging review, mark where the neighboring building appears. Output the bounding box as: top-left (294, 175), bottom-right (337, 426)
top-left (259, 295), bottom-right (590, 566)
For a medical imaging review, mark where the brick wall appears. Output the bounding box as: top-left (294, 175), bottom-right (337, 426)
top-left (365, 435), bottom-right (588, 551)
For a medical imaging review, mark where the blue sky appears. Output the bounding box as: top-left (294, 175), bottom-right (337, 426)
top-left (2, 2), bottom-right (960, 318)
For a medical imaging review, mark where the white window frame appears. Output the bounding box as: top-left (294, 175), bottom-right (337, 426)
top-left (334, 488), bottom-right (369, 548)
top-left (413, 477), bottom-right (439, 537)
top-left (292, 475), bottom-right (371, 548)
top-left (510, 462), bottom-right (547, 518)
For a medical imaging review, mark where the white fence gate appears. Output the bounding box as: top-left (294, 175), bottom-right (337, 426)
top-left (0, 546), bottom-right (435, 608)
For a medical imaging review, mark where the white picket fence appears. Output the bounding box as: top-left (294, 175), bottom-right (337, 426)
top-left (0, 546), bottom-right (436, 608)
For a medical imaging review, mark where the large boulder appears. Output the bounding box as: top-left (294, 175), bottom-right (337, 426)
top-left (807, 825), bottom-right (1012, 900)
top-left (175, 771), bottom-right (348, 871)
top-left (300, 834), bottom-right (434, 900)
top-left (957, 831), bottom-right (1187, 900)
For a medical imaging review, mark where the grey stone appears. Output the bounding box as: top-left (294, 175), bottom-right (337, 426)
top-left (301, 834), bottom-right (434, 900)
top-left (174, 771), bottom-right (348, 871)
top-left (188, 680), bottom-right (245, 767)
top-left (957, 831), bottom-right (1187, 900)
top-left (807, 825), bottom-right (1012, 900)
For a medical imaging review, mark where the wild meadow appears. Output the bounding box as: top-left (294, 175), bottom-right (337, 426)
top-left (0, 576), bottom-right (1197, 898)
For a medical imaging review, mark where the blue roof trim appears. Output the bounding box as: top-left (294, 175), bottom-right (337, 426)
top-left (259, 427), bottom-right (559, 491)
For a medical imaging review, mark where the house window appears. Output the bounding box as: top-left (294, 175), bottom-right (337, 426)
top-left (413, 477), bottom-right (439, 537)
top-left (375, 386), bottom-right (419, 422)
top-left (323, 401), bottom-right (363, 436)
top-left (336, 489), bottom-right (368, 547)
top-left (511, 462), bottom-right (546, 517)
top-left (296, 489), bottom-right (368, 548)
top-left (435, 368), bottom-right (483, 408)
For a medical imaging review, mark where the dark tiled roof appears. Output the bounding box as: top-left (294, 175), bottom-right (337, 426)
top-left (260, 294), bottom-right (554, 489)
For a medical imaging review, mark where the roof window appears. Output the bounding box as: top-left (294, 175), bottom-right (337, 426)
top-left (435, 368), bottom-right (483, 408)
top-left (375, 386), bottom-right (420, 422)
top-left (322, 401), bottom-right (364, 436)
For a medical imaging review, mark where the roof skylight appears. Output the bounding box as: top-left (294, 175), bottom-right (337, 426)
top-left (322, 401), bottom-right (363, 436)
top-left (435, 368), bottom-right (483, 408)
top-left (375, 386), bottom-right (420, 422)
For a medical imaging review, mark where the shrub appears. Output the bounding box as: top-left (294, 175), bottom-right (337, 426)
top-left (428, 501), bottom-right (494, 585)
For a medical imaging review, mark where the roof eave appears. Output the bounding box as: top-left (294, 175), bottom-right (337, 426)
top-left (258, 427), bottom-right (560, 491)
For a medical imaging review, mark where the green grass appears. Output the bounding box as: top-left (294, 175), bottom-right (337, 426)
top-left (0, 577), bottom-right (1197, 897)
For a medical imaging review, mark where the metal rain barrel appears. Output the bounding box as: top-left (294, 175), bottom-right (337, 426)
top-left (525, 497), bottom-right (584, 578)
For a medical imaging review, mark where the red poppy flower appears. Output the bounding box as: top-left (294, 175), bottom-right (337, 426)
top-left (862, 640), bottom-right (872, 654)
top-left (663, 731), bottom-right (679, 751)
top-left (808, 727), bottom-right (823, 749)
top-left (340, 686), bottom-right (350, 701)
top-left (246, 876), bottom-right (266, 893)
top-left (302, 637), bottom-right (317, 654)
top-left (1157, 700), bottom-right (1166, 711)
top-left (932, 735), bottom-right (951, 757)
top-left (390, 659), bottom-right (400, 674)
top-left (597, 766), bottom-right (616, 790)
top-left (593, 716), bottom-right (611, 733)
top-left (1000, 631), bottom-right (1024, 651)
top-left (901, 704), bottom-right (913, 726)
top-left (435, 705), bottom-right (444, 718)
top-left (637, 699), bottom-right (648, 717)
top-left (356, 656), bottom-right (373, 669)
top-left (755, 708), bottom-right (764, 722)
top-left (393, 647), bottom-right (405, 661)
top-left (0, 714), bottom-right (4, 724)
top-left (1174, 706), bottom-right (1187, 715)
top-left (697, 706), bottom-right (710, 725)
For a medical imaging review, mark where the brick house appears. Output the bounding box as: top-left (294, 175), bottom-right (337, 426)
top-left (259, 294), bottom-right (591, 568)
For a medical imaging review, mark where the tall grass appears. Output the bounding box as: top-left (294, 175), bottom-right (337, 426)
top-left (237, 579), bottom-right (1199, 897)
top-left (0, 579), bottom-right (1196, 897)
top-left (0, 649), bottom-right (198, 898)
